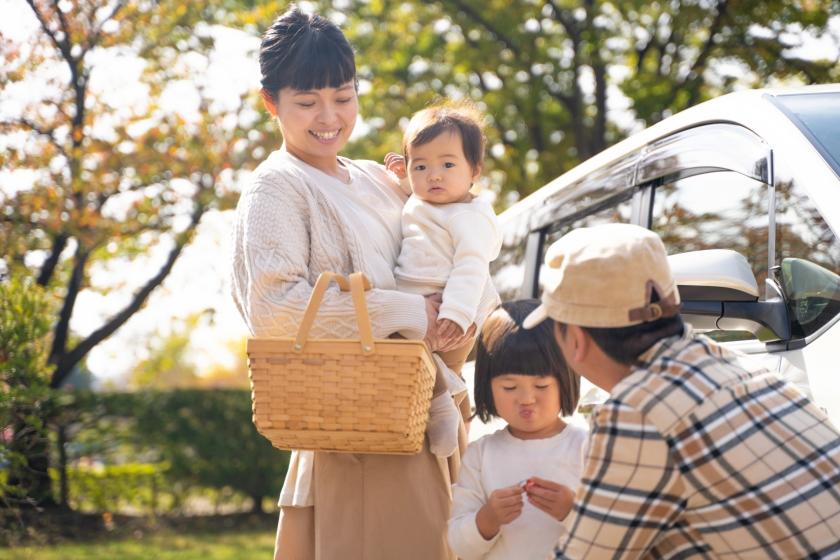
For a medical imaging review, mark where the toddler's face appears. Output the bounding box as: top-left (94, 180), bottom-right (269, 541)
top-left (490, 374), bottom-right (563, 440)
top-left (406, 130), bottom-right (480, 204)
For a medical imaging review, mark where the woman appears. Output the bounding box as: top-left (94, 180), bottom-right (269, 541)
top-left (230, 6), bottom-right (472, 559)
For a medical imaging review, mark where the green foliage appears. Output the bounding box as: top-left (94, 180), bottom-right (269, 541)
top-left (3, 525), bottom-right (276, 560)
top-left (0, 276), bottom-right (55, 506)
top-left (0, 276), bottom-right (53, 385)
top-left (127, 390), bottom-right (288, 513)
top-left (0, 0), bottom-right (273, 391)
top-left (127, 315), bottom-right (201, 389)
top-left (34, 389), bottom-right (288, 515)
top-left (57, 463), bottom-right (167, 514)
top-left (237, 0), bottom-right (840, 205)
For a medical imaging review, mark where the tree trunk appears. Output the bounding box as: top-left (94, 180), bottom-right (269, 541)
top-left (57, 424), bottom-right (69, 508)
top-left (250, 493), bottom-right (264, 514)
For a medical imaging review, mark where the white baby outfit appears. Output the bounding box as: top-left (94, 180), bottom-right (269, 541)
top-left (395, 194), bottom-right (502, 333)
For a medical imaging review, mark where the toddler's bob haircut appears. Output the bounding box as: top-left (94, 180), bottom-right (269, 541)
top-left (474, 299), bottom-right (580, 423)
top-left (402, 100), bottom-right (486, 174)
top-left (259, 4), bottom-right (356, 100)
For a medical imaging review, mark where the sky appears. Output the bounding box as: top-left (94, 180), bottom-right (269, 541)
top-left (2, 1), bottom-right (839, 385)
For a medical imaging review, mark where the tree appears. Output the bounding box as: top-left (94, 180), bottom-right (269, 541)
top-left (0, 0), bottom-right (271, 506)
top-left (244, 0), bottom-right (839, 202)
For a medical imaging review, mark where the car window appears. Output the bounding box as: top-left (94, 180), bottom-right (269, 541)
top-left (651, 171), bottom-right (771, 285)
top-left (773, 92), bottom-right (840, 177)
top-left (538, 198), bottom-right (633, 290)
top-left (651, 170), bottom-right (771, 342)
top-left (775, 179), bottom-right (840, 338)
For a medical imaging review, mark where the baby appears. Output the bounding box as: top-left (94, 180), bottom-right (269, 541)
top-left (386, 100), bottom-right (502, 457)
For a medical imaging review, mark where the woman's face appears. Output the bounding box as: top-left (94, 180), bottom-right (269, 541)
top-left (264, 81), bottom-right (358, 168)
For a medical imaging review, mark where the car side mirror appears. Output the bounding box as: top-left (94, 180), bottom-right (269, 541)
top-left (668, 249), bottom-right (791, 340)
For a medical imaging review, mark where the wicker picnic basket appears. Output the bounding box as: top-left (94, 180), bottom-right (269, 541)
top-left (247, 271), bottom-right (436, 454)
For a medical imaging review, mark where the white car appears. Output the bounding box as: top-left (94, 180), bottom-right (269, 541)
top-left (471, 84), bottom-right (840, 436)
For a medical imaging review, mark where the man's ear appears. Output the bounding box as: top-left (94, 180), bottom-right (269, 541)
top-left (567, 324), bottom-right (590, 364)
top-left (261, 89), bottom-right (278, 117)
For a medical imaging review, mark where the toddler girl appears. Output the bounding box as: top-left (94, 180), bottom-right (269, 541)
top-left (385, 100), bottom-right (501, 458)
top-left (448, 299), bottom-right (586, 560)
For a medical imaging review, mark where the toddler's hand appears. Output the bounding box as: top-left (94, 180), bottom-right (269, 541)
top-left (475, 484), bottom-right (524, 540)
top-left (437, 318), bottom-right (464, 344)
top-left (525, 476), bottom-right (575, 522)
top-left (434, 318), bottom-right (475, 352)
top-left (384, 152), bottom-right (407, 179)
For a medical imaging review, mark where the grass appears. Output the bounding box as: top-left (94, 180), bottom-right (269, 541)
top-left (0, 530), bottom-right (275, 560)
top-left (0, 511), bottom-right (276, 560)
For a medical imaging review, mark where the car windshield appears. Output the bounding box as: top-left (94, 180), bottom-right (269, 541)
top-left (774, 92), bottom-right (840, 177)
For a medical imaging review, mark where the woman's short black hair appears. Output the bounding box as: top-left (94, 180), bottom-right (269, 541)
top-left (259, 5), bottom-right (356, 98)
top-left (473, 299), bottom-right (580, 422)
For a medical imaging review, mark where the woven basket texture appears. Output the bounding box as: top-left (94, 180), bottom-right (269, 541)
top-left (248, 338), bottom-right (434, 454)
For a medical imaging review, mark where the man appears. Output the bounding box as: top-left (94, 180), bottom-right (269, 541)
top-left (523, 223), bottom-right (840, 558)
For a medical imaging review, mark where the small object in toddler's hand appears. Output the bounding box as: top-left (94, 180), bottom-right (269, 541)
top-left (520, 478), bottom-right (536, 491)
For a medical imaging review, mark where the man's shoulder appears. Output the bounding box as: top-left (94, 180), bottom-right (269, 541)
top-left (612, 334), bottom-right (770, 431)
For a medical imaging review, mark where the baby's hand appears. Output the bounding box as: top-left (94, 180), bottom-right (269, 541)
top-left (384, 152), bottom-right (407, 179)
top-left (524, 476), bottom-right (575, 521)
top-left (437, 318), bottom-right (464, 343)
top-left (476, 484), bottom-right (524, 540)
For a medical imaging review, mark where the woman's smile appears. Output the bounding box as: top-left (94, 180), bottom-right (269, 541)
top-left (310, 128), bottom-right (341, 143)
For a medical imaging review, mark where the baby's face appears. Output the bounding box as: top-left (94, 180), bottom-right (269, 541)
top-left (406, 131), bottom-right (480, 204)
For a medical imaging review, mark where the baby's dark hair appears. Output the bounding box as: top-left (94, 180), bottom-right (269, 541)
top-left (474, 299), bottom-right (580, 422)
top-left (402, 99), bottom-right (486, 174)
top-left (259, 5), bottom-right (356, 100)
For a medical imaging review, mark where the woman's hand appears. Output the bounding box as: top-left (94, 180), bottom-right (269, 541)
top-left (384, 152), bottom-right (407, 179)
top-left (475, 485), bottom-right (524, 540)
top-left (525, 477), bottom-right (575, 521)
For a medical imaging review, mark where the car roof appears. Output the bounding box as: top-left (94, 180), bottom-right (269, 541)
top-left (499, 83), bottom-right (840, 225)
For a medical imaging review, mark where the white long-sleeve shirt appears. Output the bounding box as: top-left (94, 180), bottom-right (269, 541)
top-left (394, 194), bottom-right (501, 332)
top-left (449, 425), bottom-right (588, 560)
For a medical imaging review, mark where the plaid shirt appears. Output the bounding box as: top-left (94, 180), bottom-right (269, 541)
top-left (554, 329), bottom-right (840, 559)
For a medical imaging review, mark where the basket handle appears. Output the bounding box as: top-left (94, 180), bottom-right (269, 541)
top-left (293, 272), bottom-right (376, 355)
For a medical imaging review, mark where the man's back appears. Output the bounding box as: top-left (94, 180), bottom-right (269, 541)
top-left (558, 329), bottom-right (840, 558)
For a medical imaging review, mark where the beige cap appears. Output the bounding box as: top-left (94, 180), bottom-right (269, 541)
top-left (523, 224), bottom-right (681, 329)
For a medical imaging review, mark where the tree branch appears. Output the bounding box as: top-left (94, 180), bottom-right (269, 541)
top-left (36, 233), bottom-right (69, 287)
top-left (677, 0), bottom-right (728, 95)
top-left (546, 0), bottom-right (588, 158)
top-left (48, 243), bottom-right (88, 371)
top-left (83, 0), bottom-right (128, 57)
top-left (25, 0), bottom-right (71, 61)
top-left (444, 0), bottom-right (521, 57)
top-left (51, 0), bottom-right (74, 56)
top-left (0, 118), bottom-right (68, 158)
top-left (50, 204), bottom-right (208, 388)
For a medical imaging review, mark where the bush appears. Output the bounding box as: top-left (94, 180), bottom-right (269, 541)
top-left (38, 389), bottom-right (289, 515)
top-left (0, 275), bottom-right (55, 507)
top-left (59, 463), bottom-right (166, 514)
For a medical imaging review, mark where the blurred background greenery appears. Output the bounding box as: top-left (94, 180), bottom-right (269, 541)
top-left (1, 0), bottom-right (838, 556)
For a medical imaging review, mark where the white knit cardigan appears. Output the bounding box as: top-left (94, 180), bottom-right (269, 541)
top-left (231, 148), bottom-right (427, 340)
top-left (230, 147), bottom-right (428, 505)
